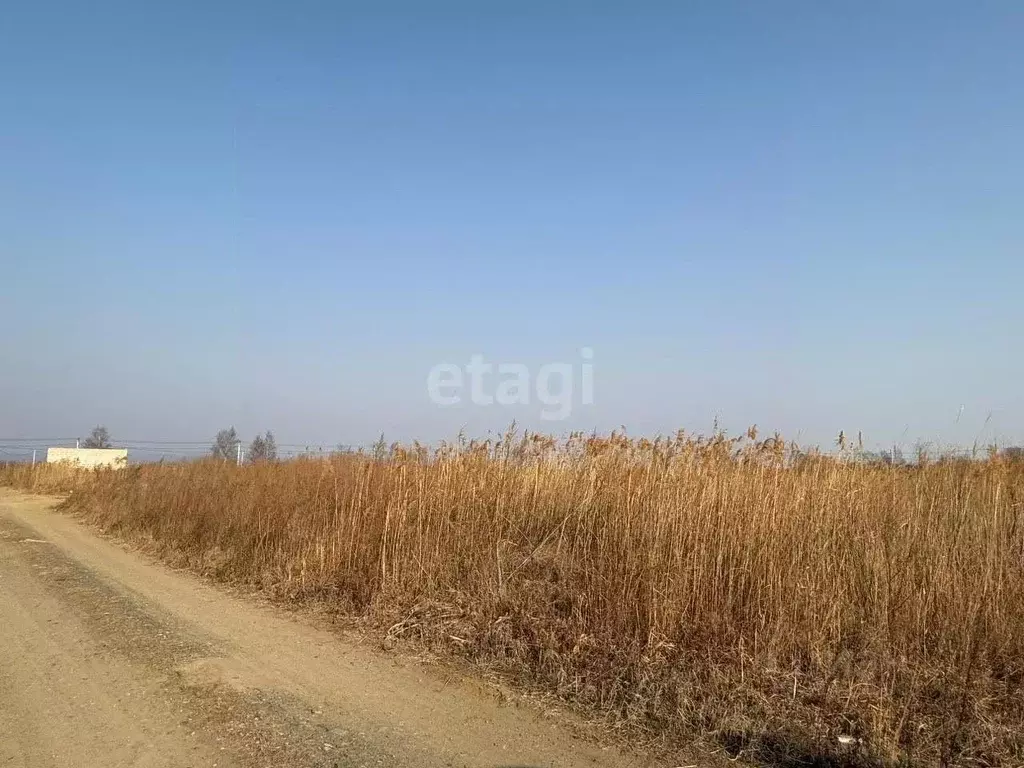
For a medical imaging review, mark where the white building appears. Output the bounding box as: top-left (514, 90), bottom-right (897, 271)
top-left (46, 447), bottom-right (128, 469)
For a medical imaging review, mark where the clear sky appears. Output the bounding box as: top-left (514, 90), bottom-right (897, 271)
top-left (2, 1), bottom-right (1022, 454)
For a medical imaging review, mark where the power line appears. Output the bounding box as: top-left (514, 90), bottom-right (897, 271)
top-left (0, 437), bottom-right (78, 443)
top-left (0, 439), bottom-right (360, 452)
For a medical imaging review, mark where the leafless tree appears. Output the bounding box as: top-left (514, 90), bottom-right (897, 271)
top-left (82, 425), bottom-right (112, 449)
top-left (211, 427), bottom-right (240, 461)
top-left (246, 431), bottom-right (278, 463)
top-left (1004, 446), bottom-right (1024, 463)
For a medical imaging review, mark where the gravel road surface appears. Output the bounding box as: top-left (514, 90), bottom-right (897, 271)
top-left (0, 490), bottom-right (648, 768)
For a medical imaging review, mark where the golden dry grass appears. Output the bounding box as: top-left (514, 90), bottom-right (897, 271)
top-left (4, 429), bottom-right (1023, 766)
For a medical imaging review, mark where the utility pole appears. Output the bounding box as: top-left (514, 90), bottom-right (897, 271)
top-left (32, 449), bottom-right (36, 467)
top-left (236, 441), bottom-right (242, 466)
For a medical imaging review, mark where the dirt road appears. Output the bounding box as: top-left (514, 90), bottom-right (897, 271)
top-left (0, 490), bottom-right (649, 768)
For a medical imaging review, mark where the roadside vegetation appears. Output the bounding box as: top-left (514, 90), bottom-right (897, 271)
top-left (4, 428), bottom-right (1023, 767)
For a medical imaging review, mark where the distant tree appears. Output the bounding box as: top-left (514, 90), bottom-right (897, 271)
top-left (246, 431), bottom-right (278, 463)
top-left (878, 447), bottom-right (906, 467)
top-left (1004, 446), bottom-right (1024, 463)
top-left (82, 425), bottom-right (112, 449)
top-left (211, 427), bottom-right (240, 461)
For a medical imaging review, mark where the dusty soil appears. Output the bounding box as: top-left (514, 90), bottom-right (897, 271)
top-left (0, 490), bottom-right (668, 768)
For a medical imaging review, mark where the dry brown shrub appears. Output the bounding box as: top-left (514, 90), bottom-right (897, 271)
top-left (4, 429), bottom-right (1023, 766)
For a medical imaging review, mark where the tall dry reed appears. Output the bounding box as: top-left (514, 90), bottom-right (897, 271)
top-left (4, 429), bottom-right (1023, 766)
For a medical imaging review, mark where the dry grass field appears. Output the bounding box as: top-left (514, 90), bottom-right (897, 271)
top-left (5, 429), bottom-right (1023, 766)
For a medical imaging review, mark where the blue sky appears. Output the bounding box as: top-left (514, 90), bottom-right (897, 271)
top-left (2, 2), bottom-right (1022, 453)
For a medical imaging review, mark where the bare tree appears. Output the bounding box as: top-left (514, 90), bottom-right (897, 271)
top-left (211, 427), bottom-right (240, 461)
top-left (1004, 446), bottom-right (1024, 463)
top-left (878, 446), bottom-right (906, 466)
top-left (82, 425), bottom-right (112, 449)
top-left (246, 431), bottom-right (278, 463)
